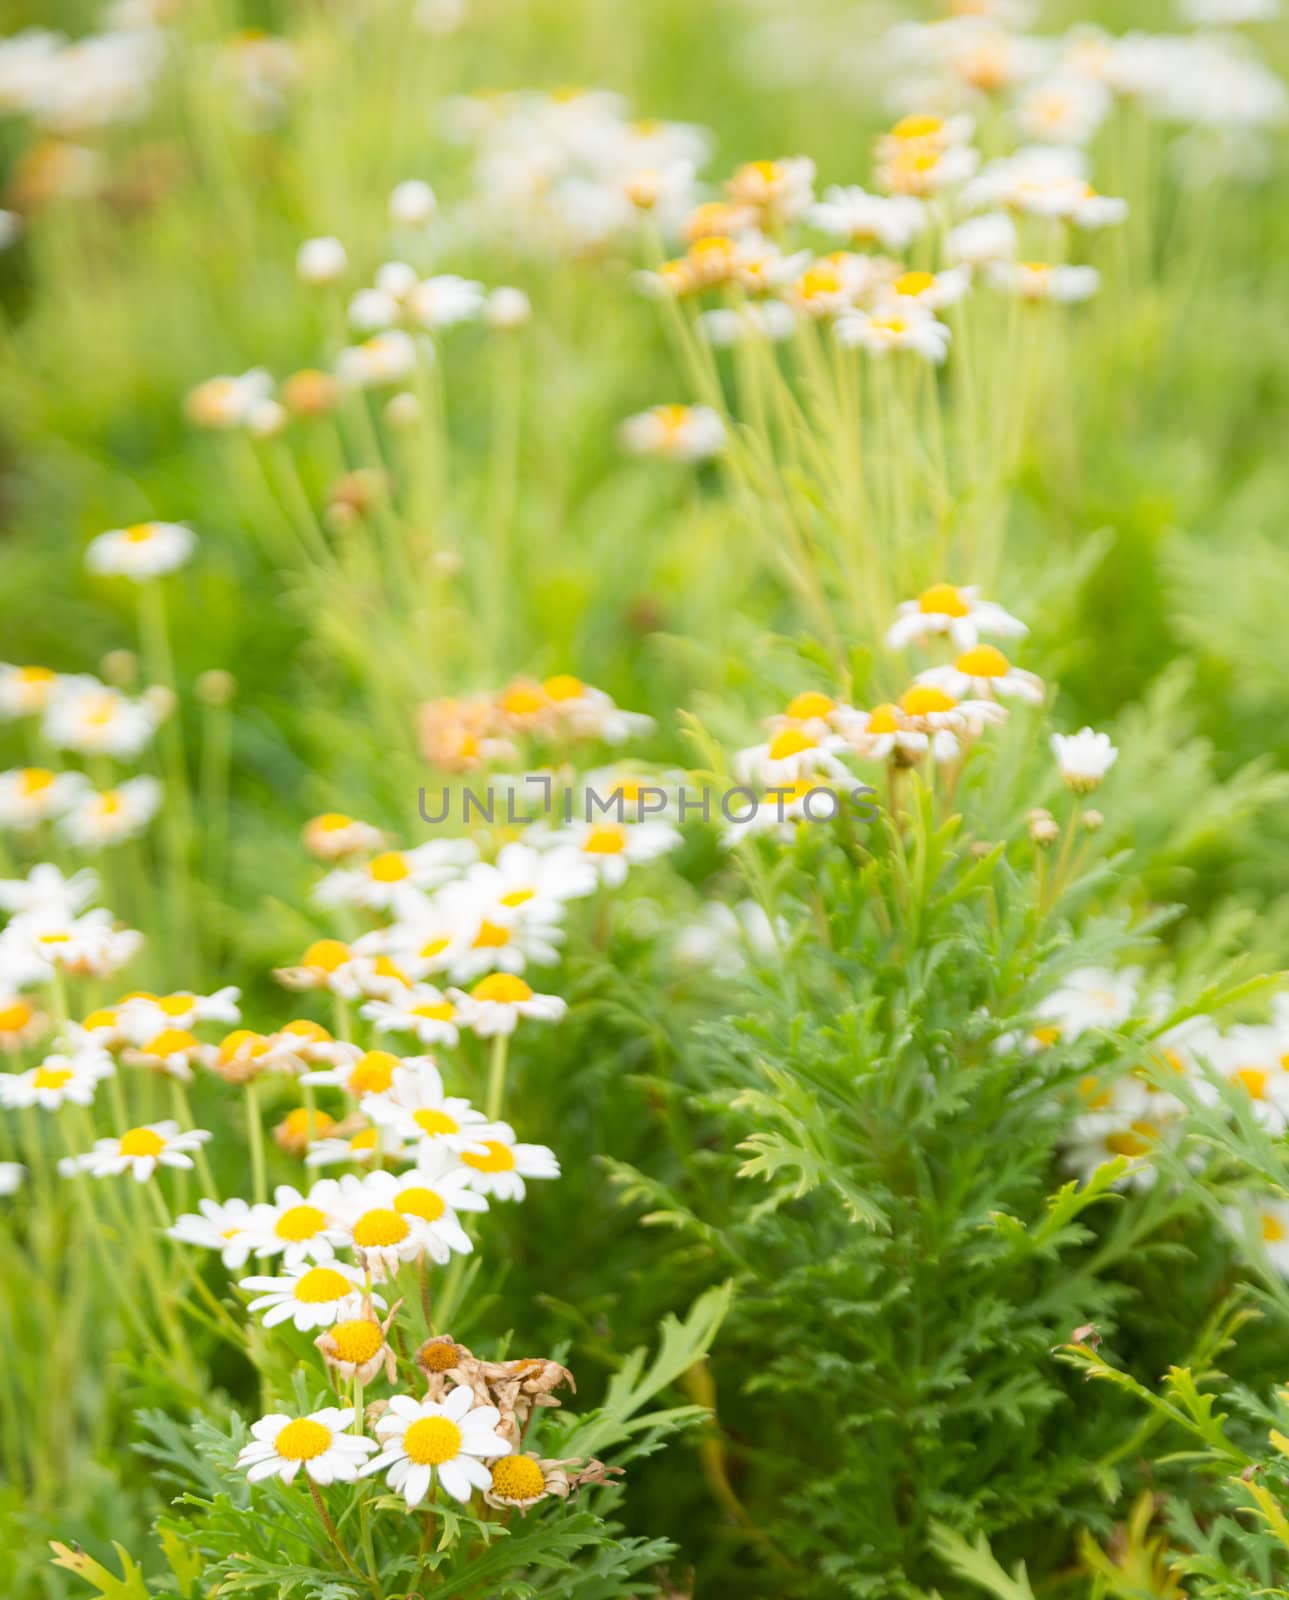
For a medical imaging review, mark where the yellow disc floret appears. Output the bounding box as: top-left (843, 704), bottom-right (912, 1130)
top-left (403, 1417), bottom-right (463, 1465)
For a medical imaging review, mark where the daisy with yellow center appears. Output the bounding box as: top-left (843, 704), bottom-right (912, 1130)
top-left (302, 812), bottom-right (385, 861)
top-left (343, 1160), bottom-right (484, 1268)
top-left (314, 838), bottom-right (478, 914)
top-left (237, 1407), bottom-right (377, 1485)
top-left (360, 984), bottom-right (461, 1047)
top-left (458, 1120), bottom-right (560, 1203)
top-left (360, 1059), bottom-right (492, 1153)
top-left (58, 776), bottom-right (162, 849)
top-left (60, 1120), bottom-right (212, 1183)
top-left (43, 681), bottom-right (160, 760)
top-left (987, 260), bottom-right (1100, 303)
top-left (167, 1196), bottom-right (258, 1268)
top-left (0, 1043), bottom-right (114, 1110)
top-left (1212, 1027), bottom-right (1289, 1134)
top-left (886, 583), bottom-right (1027, 653)
top-left (448, 973), bottom-right (568, 1038)
top-left (123, 1027), bottom-right (215, 1082)
top-left (735, 723), bottom-right (850, 788)
top-left (0, 663), bottom-right (60, 719)
top-left (85, 521), bottom-right (195, 581)
top-left (914, 645), bottom-right (1044, 706)
top-left (300, 1045), bottom-right (400, 1097)
top-left (274, 939), bottom-right (407, 1002)
top-left (1224, 1197), bottom-right (1289, 1276)
top-left (619, 404), bottom-right (726, 463)
top-left (726, 155), bottom-right (815, 222)
top-left (273, 1105), bottom-right (339, 1156)
top-left (316, 1304), bottom-right (399, 1385)
top-left (834, 300), bottom-right (952, 363)
top-left (243, 1181), bottom-right (346, 1266)
top-left (0, 767), bottom-right (90, 829)
top-left (0, 993), bottom-right (45, 1050)
top-left (240, 1259), bottom-right (382, 1331)
top-left (484, 1452), bottom-right (552, 1511)
top-left (361, 1387), bottom-right (511, 1506)
top-left (841, 702), bottom-right (957, 764)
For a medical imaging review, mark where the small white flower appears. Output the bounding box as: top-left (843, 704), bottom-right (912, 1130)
top-left (945, 212), bottom-right (1017, 268)
top-left (1015, 76), bottom-right (1112, 145)
top-left (0, 863), bottom-right (99, 918)
top-left (808, 185), bottom-right (926, 250)
top-left (406, 275), bottom-right (485, 329)
top-left (241, 1181), bottom-right (349, 1267)
top-left (313, 840), bottom-right (478, 915)
top-left (87, 518), bottom-right (196, 582)
top-left (43, 679), bottom-right (160, 759)
top-left (886, 584), bottom-right (1027, 652)
top-left (296, 235), bottom-right (347, 285)
top-left (0, 1044), bottom-right (114, 1110)
top-left (545, 817), bottom-right (681, 888)
top-left (0, 1162), bottom-right (25, 1196)
top-left (60, 1120), bottom-right (212, 1183)
top-left (363, 1387), bottom-right (511, 1505)
top-left (185, 369), bottom-right (275, 429)
top-left (389, 178), bottom-right (437, 228)
top-left (238, 1407), bottom-right (377, 1485)
top-left (240, 1260), bottom-right (382, 1331)
top-left (1224, 1195), bottom-right (1289, 1276)
top-left (116, 986), bottom-right (241, 1044)
top-left (58, 776), bottom-right (162, 849)
top-left (989, 260), bottom-right (1101, 302)
top-left (484, 286), bottom-right (531, 330)
top-left (0, 663), bottom-right (61, 719)
top-left (620, 404), bottom-right (725, 462)
top-left (1036, 967), bottom-right (1140, 1042)
top-left (448, 974), bottom-right (568, 1038)
top-left (333, 1164), bottom-right (480, 1275)
top-left (0, 768), bottom-right (90, 829)
top-left (834, 303), bottom-right (951, 363)
top-left (168, 1196), bottom-right (259, 1269)
top-left (1051, 728), bottom-right (1118, 792)
top-left (915, 645), bottom-right (1043, 705)
top-left (336, 331), bottom-right (420, 388)
top-left (361, 1059), bottom-right (491, 1152)
top-left (457, 1121), bottom-right (560, 1201)
top-left (360, 985), bottom-right (461, 1047)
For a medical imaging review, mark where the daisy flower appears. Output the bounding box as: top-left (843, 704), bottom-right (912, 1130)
top-left (886, 584), bottom-right (1027, 653)
top-left (808, 185), bottom-right (925, 250)
top-left (85, 521), bottom-right (195, 580)
top-left (461, 840), bottom-right (598, 916)
top-left (16, 908), bottom-right (144, 978)
top-left (122, 1028), bottom-right (215, 1082)
top-left (1224, 1196), bottom-right (1289, 1277)
top-left (458, 1121), bottom-right (560, 1201)
top-left (43, 680), bottom-right (160, 760)
top-left (274, 938), bottom-right (410, 1001)
top-left (1015, 76), bottom-right (1111, 145)
top-left (302, 812), bottom-right (385, 860)
top-left (305, 1120), bottom-right (404, 1169)
top-left (61, 1121), bottom-right (212, 1183)
top-left (896, 684), bottom-right (1007, 740)
top-left (1035, 967), bottom-right (1139, 1041)
top-left (0, 1044), bottom-right (114, 1110)
top-left (361, 1060), bottom-right (491, 1152)
top-left (1211, 1028), bottom-right (1289, 1133)
top-left (58, 777), bottom-right (162, 848)
top-left (343, 1160), bottom-right (484, 1268)
top-left (168, 1196), bottom-right (259, 1269)
top-left (186, 369), bottom-right (274, 429)
top-left (299, 1045), bottom-right (399, 1098)
top-left (336, 331), bottom-right (419, 389)
top-left (362, 1387), bottom-right (511, 1506)
top-left (945, 212), bottom-right (1017, 268)
top-left (296, 235), bottom-right (347, 285)
top-left (242, 1181), bottom-right (348, 1266)
top-left (735, 726), bottom-right (852, 788)
top-left (115, 986), bottom-right (241, 1044)
top-left (0, 1162), bottom-right (24, 1196)
top-left (240, 1260), bottom-right (382, 1331)
top-left (313, 840), bottom-right (478, 915)
top-left (1051, 728), bottom-right (1118, 792)
top-left (988, 261), bottom-right (1100, 302)
top-left (406, 274), bottom-right (486, 329)
top-left (726, 156), bottom-right (816, 225)
top-left (1062, 1110), bottom-right (1172, 1191)
top-left (0, 768), bottom-right (90, 829)
top-left (0, 992), bottom-right (45, 1050)
top-left (834, 303), bottom-right (951, 363)
top-left (842, 703), bottom-right (958, 763)
top-left (360, 985), bottom-right (461, 1047)
top-left (0, 664), bottom-right (61, 719)
top-left (915, 645), bottom-right (1043, 705)
top-left (389, 178), bottom-right (436, 227)
top-left (0, 863), bottom-right (99, 918)
top-left (237, 1407), bottom-right (377, 1485)
top-left (449, 974), bottom-right (568, 1038)
top-left (540, 675), bottom-right (655, 745)
top-left (548, 817), bottom-right (681, 888)
top-left (884, 267), bottom-right (971, 312)
top-left (264, 1019), bottom-right (352, 1071)
top-left (316, 1304), bottom-right (399, 1386)
top-left (619, 404), bottom-right (725, 462)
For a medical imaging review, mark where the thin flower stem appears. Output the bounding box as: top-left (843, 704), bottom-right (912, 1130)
top-left (245, 1079), bottom-right (268, 1204)
top-left (485, 1032), bottom-right (510, 1122)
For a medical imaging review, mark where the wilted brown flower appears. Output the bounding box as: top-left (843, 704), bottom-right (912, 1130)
top-left (451, 1352), bottom-right (576, 1443)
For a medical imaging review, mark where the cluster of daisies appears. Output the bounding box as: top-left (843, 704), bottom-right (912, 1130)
top-left (185, 179), bottom-right (531, 458)
top-left (722, 581), bottom-right (1115, 842)
top-left (1011, 966), bottom-right (1289, 1275)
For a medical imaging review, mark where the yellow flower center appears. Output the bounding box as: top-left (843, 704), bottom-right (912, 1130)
top-left (955, 644), bottom-right (1010, 678)
top-left (368, 852), bottom-right (410, 883)
top-left (896, 270), bottom-right (936, 297)
top-left (350, 1129), bottom-right (377, 1153)
top-left (293, 1267), bottom-right (353, 1303)
top-left (303, 939), bottom-right (351, 972)
top-left (471, 973), bottom-right (534, 1003)
top-left (118, 1127), bottom-right (166, 1158)
top-left (461, 1140), bottom-right (517, 1174)
top-left (146, 1028), bottom-right (199, 1057)
top-left (396, 1186), bottom-right (446, 1223)
top-left (157, 994), bottom-right (195, 1017)
top-left (865, 704), bottom-right (900, 735)
top-left (274, 1418), bottom-right (332, 1460)
top-left (1233, 1066), bottom-right (1269, 1101)
top-left (419, 935), bottom-right (451, 958)
top-left (412, 1001), bottom-right (456, 1022)
top-left (124, 523), bottom-right (158, 544)
top-left (348, 1051), bottom-right (397, 1094)
top-left (275, 1204), bottom-right (328, 1242)
top-left (798, 265), bottom-right (842, 300)
top-left (785, 692), bottom-right (834, 721)
top-left (498, 683), bottom-right (547, 716)
top-left (217, 1029), bottom-right (269, 1064)
top-left (414, 1108), bottom-right (460, 1137)
top-left (280, 1106), bottom-right (337, 1141)
top-left (32, 1065), bottom-right (73, 1089)
top-left (892, 113), bottom-right (943, 140)
top-left (499, 888), bottom-right (535, 908)
top-left (473, 920), bottom-right (512, 949)
top-left (899, 686), bottom-right (958, 717)
top-left (283, 1019), bottom-right (330, 1043)
top-left (352, 1208), bottom-right (411, 1248)
top-left (1263, 1213), bottom-right (1287, 1244)
top-left (0, 1000), bottom-right (34, 1031)
top-left (918, 582), bottom-right (968, 617)
top-left (403, 1416), bottom-right (463, 1466)
top-left (1105, 1122), bottom-right (1160, 1159)
top-left (330, 1319), bottom-right (384, 1364)
top-left (490, 1455), bottom-right (546, 1499)
top-left (582, 824), bottom-right (627, 856)
top-left (314, 813), bottom-right (353, 832)
top-left (542, 674), bottom-right (584, 702)
top-left (768, 728), bottom-right (816, 761)
top-left (1032, 1025), bottom-right (1062, 1048)
top-left (19, 768), bottom-right (55, 796)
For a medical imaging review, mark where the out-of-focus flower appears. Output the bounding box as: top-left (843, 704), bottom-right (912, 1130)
top-left (620, 403), bottom-right (725, 461)
top-left (1051, 728), bottom-right (1118, 792)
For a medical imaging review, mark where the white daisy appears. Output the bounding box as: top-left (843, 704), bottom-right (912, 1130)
top-left (886, 585), bottom-right (1027, 653)
top-left (116, 986), bottom-right (241, 1044)
top-left (43, 679), bottom-right (160, 759)
top-left (361, 1060), bottom-right (491, 1153)
top-left (0, 863), bottom-right (99, 918)
top-left (168, 1196), bottom-right (260, 1269)
top-left (237, 1407), bottom-right (377, 1485)
top-left (834, 303), bottom-right (951, 363)
top-left (60, 1121), bottom-right (212, 1183)
top-left (0, 664), bottom-right (61, 719)
top-left (0, 1162), bottom-right (25, 1196)
top-left (240, 1260), bottom-right (382, 1331)
top-left (808, 185), bottom-right (925, 250)
top-left (406, 274), bottom-right (485, 329)
top-left (299, 1045), bottom-right (398, 1098)
top-left (619, 404), bottom-right (725, 462)
top-left (1051, 728), bottom-right (1118, 792)
top-left (448, 974), bottom-right (568, 1038)
top-left (85, 521), bottom-right (195, 580)
top-left (1223, 1196), bottom-right (1289, 1277)
top-left (186, 369), bottom-right (274, 429)
top-left (0, 768), bottom-right (90, 829)
top-left (360, 985), bottom-right (462, 1047)
top-left (58, 777), bottom-right (162, 848)
top-left (458, 1121), bottom-right (560, 1202)
top-left (988, 261), bottom-right (1100, 302)
top-left (241, 1181), bottom-right (349, 1267)
top-left (313, 840), bottom-right (478, 915)
top-left (362, 1387), bottom-right (511, 1506)
top-left (296, 235), bottom-right (347, 285)
top-left (547, 818), bottom-right (681, 888)
top-left (915, 645), bottom-right (1044, 705)
top-left (0, 1044), bottom-right (113, 1110)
